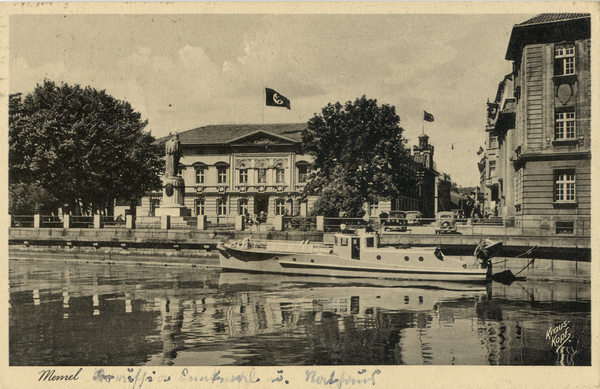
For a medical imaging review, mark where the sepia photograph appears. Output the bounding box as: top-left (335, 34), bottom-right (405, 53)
top-left (2, 2), bottom-right (598, 388)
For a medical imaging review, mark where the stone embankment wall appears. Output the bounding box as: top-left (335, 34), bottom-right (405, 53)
top-left (9, 228), bottom-right (590, 282)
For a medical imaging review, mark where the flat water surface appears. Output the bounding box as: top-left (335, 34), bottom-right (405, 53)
top-left (9, 257), bottom-right (591, 366)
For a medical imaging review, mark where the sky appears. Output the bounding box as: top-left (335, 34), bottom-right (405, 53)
top-left (8, 7), bottom-right (538, 187)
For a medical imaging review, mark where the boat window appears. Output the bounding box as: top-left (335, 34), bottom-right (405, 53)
top-left (341, 237), bottom-right (348, 246)
top-left (366, 237), bottom-right (374, 248)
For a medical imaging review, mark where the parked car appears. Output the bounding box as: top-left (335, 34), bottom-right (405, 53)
top-left (405, 211), bottom-right (422, 226)
top-left (452, 209), bottom-right (467, 223)
top-left (381, 211), bottom-right (408, 232)
top-left (435, 211), bottom-right (457, 234)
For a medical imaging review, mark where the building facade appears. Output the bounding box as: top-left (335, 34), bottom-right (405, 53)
top-left (138, 122), bottom-right (444, 223)
top-left (142, 124), bottom-right (314, 224)
top-left (481, 14), bottom-right (591, 235)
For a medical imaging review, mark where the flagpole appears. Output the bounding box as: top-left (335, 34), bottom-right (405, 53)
top-left (262, 86), bottom-right (265, 125)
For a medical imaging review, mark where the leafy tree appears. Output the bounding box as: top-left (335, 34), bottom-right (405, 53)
top-left (302, 96), bottom-right (414, 217)
top-left (9, 80), bottom-right (164, 215)
top-left (9, 182), bottom-right (59, 215)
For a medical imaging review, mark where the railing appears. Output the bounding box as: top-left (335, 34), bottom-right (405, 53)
top-left (209, 222), bottom-right (236, 231)
top-left (11, 215), bottom-right (34, 228)
top-left (323, 217), bottom-right (372, 232)
top-left (71, 216), bottom-right (94, 229)
top-left (8, 214), bottom-right (592, 237)
top-left (102, 215), bottom-right (126, 228)
top-left (282, 216), bottom-right (317, 231)
top-left (41, 215), bottom-right (64, 228)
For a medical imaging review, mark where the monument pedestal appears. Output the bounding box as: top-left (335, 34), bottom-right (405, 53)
top-left (156, 176), bottom-right (186, 217)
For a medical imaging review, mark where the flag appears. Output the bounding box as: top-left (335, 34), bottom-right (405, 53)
top-left (423, 111), bottom-right (434, 122)
top-left (265, 88), bottom-right (291, 110)
top-left (486, 102), bottom-right (499, 120)
top-left (477, 146), bottom-right (484, 155)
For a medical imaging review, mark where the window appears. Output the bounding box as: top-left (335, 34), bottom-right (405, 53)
top-left (298, 164), bottom-right (309, 183)
top-left (366, 238), bottom-right (374, 248)
top-left (218, 167), bottom-right (227, 184)
top-left (488, 160), bottom-right (496, 178)
top-left (217, 198), bottom-right (227, 215)
top-left (341, 237), bottom-right (348, 246)
top-left (554, 44), bottom-right (575, 76)
top-left (515, 169), bottom-right (524, 211)
top-left (258, 168), bottom-right (266, 184)
top-left (555, 112), bottom-right (576, 140)
top-left (369, 201), bottom-right (379, 216)
top-left (238, 199), bottom-right (248, 215)
top-left (554, 170), bottom-right (576, 202)
top-left (239, 169), bottom-right (248, 184)
top-left (488, 135), bottom-right (498, 149)
top-left (275, 199), bottom-right (285, 215)
top-left (276, 168), bottom-right (285, 184)
top-left (195, 198), bottom-right (205, 216)
top-left (195, 167), bottom-right (205, 184)
top-left (556, 221), bottom-right (574, 235)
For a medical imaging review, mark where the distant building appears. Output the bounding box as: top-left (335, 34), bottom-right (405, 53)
top-left (481, 14), bottom-right (591, 234)
top-left (436, 173), bottom-right (453, 213)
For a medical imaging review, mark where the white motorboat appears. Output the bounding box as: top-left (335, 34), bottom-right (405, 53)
top-left (218, 230), bottom-right (493, 282)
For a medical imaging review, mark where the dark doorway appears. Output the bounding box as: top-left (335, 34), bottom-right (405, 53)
top-left (255, 195), bottom-right (269, 215)
top-left (351, 238), bottom-right (360, 260)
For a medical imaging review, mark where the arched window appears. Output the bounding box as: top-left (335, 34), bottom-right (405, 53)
top-left (193, 163), bottom-right (207, 184)
top-left (215, 162), bottom-right (229, 184)
top-left (296, 161), bottom-right (311, 183)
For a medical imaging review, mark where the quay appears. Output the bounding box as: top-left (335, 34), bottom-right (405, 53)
top-left (9, 224), bottom-right (591, 283)
top-left (9, 222), bottom-right (590, 261)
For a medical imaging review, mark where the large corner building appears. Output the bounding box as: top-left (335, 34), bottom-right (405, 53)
top-left (481, 14), bottom-right (591, 235)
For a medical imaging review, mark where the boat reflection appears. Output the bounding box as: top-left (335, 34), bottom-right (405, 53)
top-left (9, 260), bottom-right (590, 366)
top-left (218, 271), bottom-right (489, 315)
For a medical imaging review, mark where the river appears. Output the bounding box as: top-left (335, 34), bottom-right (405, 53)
top-left (9, 256), bottom-right (590, 366)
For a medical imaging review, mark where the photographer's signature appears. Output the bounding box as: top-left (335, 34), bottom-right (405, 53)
top-left (546, 320), bottom-right (571, 351)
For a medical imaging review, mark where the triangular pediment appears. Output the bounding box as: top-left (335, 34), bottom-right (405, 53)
top-left (227, 130), bottom-right (298, 146)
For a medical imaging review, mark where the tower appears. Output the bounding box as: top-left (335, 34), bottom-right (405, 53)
top-left (413, 133), bottom-right (434, 170)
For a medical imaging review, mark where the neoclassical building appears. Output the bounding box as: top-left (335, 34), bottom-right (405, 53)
top-left (139, 123), bottom-right (442, 223)
top-left (481, 13), bottom-right (591, 235)
top-left (141, 123), bottom-right (313, 223)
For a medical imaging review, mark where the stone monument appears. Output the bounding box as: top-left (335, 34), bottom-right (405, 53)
top-left (156, 134), bottom-right (186, 217)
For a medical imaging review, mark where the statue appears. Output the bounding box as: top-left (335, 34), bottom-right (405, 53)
top-left (165, 134), bottom-right (181, 177)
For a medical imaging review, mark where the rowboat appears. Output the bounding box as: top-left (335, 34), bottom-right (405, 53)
top-left (218, 229), bottom-right (495, 282)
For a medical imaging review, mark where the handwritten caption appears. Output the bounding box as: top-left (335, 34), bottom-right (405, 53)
top-left (88, 367), bottom-right (381, 388)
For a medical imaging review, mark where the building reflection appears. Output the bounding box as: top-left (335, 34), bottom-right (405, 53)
top-left (9, 261), bottom-right (591, 366)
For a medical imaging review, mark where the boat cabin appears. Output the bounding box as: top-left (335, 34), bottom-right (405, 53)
top-left (331, 229), bottom-right (380, 260)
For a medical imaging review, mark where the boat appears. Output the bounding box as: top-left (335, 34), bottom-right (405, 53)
top-left (474, 239), bottom-right (503, 260)
top-left (217, 229), bottom-right (494, 282)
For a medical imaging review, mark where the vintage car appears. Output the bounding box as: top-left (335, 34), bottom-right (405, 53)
top-left (405, 211), bottom-right (422, 226)
top-left (435, 211), bottom-right (458, 234)
top-left (381, 211), bottom-right (408, 232)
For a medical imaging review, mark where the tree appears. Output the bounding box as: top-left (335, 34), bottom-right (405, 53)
top-left (9, 182), bottom-right (59, 215)
top-left (9, 80), bottom-right (164, 215)
top-left (301, 96), bottom-right (414, 217)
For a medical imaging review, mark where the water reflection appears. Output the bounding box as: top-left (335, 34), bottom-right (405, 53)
top-left (9, 259), bottom-right (590, 366)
